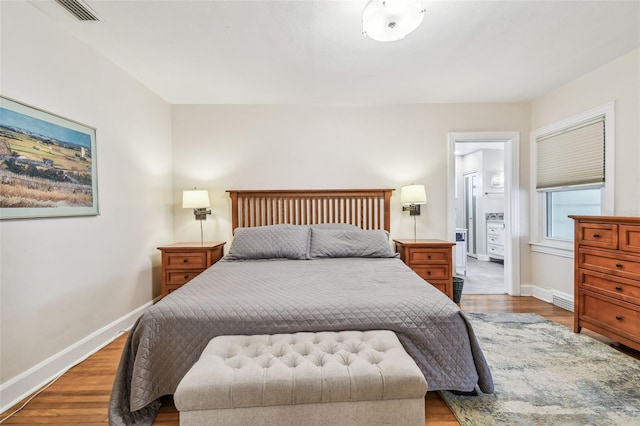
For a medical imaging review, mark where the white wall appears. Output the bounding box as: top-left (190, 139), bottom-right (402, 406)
top-left (529, 48), bottom-right (640, 296)
top-left (171, 104), bottom-right (530, 249)
top-left (0, 0), bottom-right (173, 400)
top-left (482, 149), bottom-right (505, 215)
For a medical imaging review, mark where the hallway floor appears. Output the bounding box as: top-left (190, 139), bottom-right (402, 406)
top-left (459, 256), bottom-right (505, 294)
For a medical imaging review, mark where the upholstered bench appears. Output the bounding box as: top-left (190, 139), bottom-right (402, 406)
top-left (174, 330), bottom-right (427, 426)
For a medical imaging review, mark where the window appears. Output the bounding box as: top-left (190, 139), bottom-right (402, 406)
top-left (546, 187), bottom-right (601, 239)
top-left (530, 102), bottom-right (614, 257)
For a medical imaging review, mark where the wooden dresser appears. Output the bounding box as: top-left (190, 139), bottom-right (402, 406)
top-left (393, 239), bottom-right (455, 300)
top-left (571, 216), bottom-right (640, 351)
top-left (158, 242), bottom-right (225, 296)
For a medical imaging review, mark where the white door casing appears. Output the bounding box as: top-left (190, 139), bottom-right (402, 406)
top-left (447, 132), bottom-right (521, 296)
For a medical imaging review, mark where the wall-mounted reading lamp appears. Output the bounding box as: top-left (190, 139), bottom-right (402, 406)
top-left (400, 184), bottom-right (427, 240)
top-left (183, 189), bottom-right (211, 244)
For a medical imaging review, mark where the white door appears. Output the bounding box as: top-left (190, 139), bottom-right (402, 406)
top-left (464, 172), bottom-right (478, 257)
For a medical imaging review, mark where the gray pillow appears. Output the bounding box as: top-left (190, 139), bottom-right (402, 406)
top-left (226, 224), bottom-right (310, 260)
top-left (309, 228), bottom-right (398, 258)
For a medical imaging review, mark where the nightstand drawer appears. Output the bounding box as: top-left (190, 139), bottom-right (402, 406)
top-left (409, 249), bottom-right (449, 264)
top-left (158, 242), bottom-right (226, 297)
top-left (412, 265), bottom-right (449, 281)
top-left (164, 252), bottom-right (208, 269)
top-left (166, 270), bottom-right (203, 285)
top-left (165, 284), bottom-right (183, 295)
top-left (427, 279), bottom-right (449, 295)
top-left (393, 239), bottom-right (454, 301)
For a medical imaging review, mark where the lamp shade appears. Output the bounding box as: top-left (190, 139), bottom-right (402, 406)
top-left (362, 0), bottom-right (425, 42)
top-left (400, 184), bottom-right (427, 205)
top-left (182, 189), bottom-right (210, 208)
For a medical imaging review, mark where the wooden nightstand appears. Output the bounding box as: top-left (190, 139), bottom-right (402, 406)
top-left (393, 239), bottom-right (455, 300)
top-left (158, 242), bottom-right (225, 296)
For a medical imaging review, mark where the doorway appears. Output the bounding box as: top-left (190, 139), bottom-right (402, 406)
top-left (447, 132), bottom-right (521, 296)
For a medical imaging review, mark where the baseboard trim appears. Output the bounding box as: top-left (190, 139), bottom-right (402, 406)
top-left (520, 285), bottom-right (574, 312)
top-left (0, 297), bottom-right (159, 414)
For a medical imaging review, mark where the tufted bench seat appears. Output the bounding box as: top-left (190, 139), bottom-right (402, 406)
top-left (174, 330), bottom-right (427, 426)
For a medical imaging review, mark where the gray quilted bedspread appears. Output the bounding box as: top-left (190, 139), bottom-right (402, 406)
top-left (109, 258), bottom-right (494, 425)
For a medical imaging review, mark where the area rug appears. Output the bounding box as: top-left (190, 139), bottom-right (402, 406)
top-left (440, 312), bottom-right (640, 426)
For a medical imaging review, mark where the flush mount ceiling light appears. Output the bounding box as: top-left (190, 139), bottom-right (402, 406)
top-left (362, 0), bottom-right (426, 42)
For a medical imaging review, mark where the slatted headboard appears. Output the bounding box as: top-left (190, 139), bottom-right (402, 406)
top-left (227, 189), bottom-right (393, 232)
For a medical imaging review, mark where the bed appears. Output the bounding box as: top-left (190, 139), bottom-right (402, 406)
top-left (109, 189), bottom-right (494, 425)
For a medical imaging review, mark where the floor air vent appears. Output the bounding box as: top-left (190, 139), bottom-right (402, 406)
top-left (552, 294), bottom-right (574, 312)
top-left (55, 0), bottom-right (100, 21)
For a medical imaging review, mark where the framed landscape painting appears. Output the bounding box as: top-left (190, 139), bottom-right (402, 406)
top-left (0, 96), bottom-right (98, 219)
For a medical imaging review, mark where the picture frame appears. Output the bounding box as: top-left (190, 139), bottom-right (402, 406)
top-left (0, 96), bottom-right (98, 219)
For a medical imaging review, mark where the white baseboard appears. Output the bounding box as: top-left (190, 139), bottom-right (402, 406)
top-left (0, 298), bottom-right (159, 414)
top-left (476, 254), bottom-right (491, 262)
top-left (520, 284), bottom-right (574, 312)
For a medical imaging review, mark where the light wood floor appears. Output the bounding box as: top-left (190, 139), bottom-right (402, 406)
top-left (2, 295), bottom-right (638, 425)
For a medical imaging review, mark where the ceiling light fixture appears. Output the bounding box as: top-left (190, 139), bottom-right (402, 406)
top-left (362, 0), bottom-right (425, 42)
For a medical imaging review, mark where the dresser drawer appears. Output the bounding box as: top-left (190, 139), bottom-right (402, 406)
top-left (578, 248), bottom-right (640, 281)
top-left (408, 249), bottom-right (449, 264)
top-left (579, 269), bottom-right (640, 305)
top-left (412, 265), bottom-right (449, 280)
top-left (487, 244), bottom-right (504, 257)
top-left (164, 252), bottom-right (208, 269)
top-left (580, 292), bottom-right (640, 339)
top-left (487, 235), bottom-right (504, 246)
top-left (576, 222), bottom-right (618, 250)
top-left (620, 224), bottom-right (640, 254)
top-left (166, 270), bottom-right (203, 285)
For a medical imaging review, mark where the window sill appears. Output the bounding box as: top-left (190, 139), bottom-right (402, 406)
top-left (529, 241), bottom-right (574, 259)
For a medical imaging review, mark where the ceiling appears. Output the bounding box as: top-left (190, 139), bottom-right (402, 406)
top-left (27, 0), bottom-right (640, 105)
top-left (454, 141), bottom-right (503, 157)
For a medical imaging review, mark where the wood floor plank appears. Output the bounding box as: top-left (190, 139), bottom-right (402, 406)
top-left (1, 295), bottom-right (637, 425)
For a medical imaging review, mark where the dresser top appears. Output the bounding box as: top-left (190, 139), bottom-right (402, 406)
top-left (158, 242), bottom-right (226, 250)
top-left (570, 215), bottom-right (640, 224)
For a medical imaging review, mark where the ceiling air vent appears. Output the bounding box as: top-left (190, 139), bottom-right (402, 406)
top-left (55, 0), bottom-right (100, 21)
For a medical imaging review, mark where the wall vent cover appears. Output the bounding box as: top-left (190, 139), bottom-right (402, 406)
top-left (55, 0), bottom-right (100, 21)
top-left (552, 294), bottom-right (574, 312)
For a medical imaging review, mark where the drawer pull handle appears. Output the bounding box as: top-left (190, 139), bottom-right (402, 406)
top-left (427, 255), bottom-right (431, 259)
top-left (184, 275), bottom-right (189, 279)
top-left (183, 259), bottom-right (189, 263)
top-left (615, 286), bottom-right (623, 291)
top-left (615, 263), bottom-right (623, 268)
top-left (615, 315), bottom-right (623, 321)
top-left (593, 233), bottom-right (600, 238)
top-left (427, 271), bottom-right (431, 275)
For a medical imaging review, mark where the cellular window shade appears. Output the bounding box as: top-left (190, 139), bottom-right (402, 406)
top-left (536, 117), bottom-right (605, 190)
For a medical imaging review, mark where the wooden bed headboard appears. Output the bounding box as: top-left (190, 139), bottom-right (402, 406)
top-left (227, 189), bottom-right (394, 232)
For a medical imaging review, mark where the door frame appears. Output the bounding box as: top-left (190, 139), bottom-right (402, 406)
top-left (447, 131), bottom-right (521, 296)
